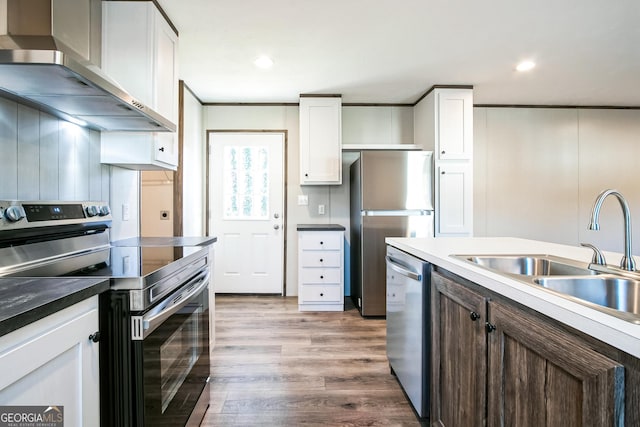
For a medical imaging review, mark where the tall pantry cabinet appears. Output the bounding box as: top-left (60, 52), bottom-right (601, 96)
top-left (100, 1), bottom-right (179, 171)
top-left (414, 87), bottom-right (473, 236)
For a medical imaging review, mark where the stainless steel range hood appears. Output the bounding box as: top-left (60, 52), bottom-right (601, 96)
top-left (0, 0), bottom-right (176, 132)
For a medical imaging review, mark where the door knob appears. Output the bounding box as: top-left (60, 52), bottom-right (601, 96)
top-left (274, 224), bottom-right (280, 230)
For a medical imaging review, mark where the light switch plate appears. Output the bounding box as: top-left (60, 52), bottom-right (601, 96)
top-left (298, 195), bottom-right (309, 206)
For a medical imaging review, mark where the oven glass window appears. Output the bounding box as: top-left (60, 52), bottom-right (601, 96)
top-left (159, 306), bottom-right (202, 412)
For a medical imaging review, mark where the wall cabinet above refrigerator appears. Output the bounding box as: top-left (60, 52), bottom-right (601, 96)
top-left (100, 1), bottom-right (179, 170)
top-left (299, 95), bottom-right (342, 185)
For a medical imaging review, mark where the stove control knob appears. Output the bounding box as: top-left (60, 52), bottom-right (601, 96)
top-left (85, 205), bottom-right (99, 217)
top-left (5, 206), bottom-right (25, 222)
top-left (99, 206), bottom-right (111, 216)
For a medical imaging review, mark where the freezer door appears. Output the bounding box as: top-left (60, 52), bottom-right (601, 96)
top-left (360, 151), bottom-right (433, 211)
top-left (359, 214), bottom-right (433, 316)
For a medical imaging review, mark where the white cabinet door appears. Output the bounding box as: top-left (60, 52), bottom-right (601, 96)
top-left (299, 97), bottom-right (342, 185)
top-left (154, 15), bottom-right (179, 123)
top-left (0, 297), bottom-right (100, 427)
top-left (436, 163), bottom-right (473, 236)
top-left (436, 89), bottom-right (473, 160)
top-left (101, 1), bottom-right (178, 171)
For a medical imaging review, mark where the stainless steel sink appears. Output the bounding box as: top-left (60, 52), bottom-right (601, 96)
top-left (534, 276), bottom-right (640, 324)
top-left (452, 253), bottom-right (640, 324)
top-left (456, 254), bottom-right (596, 276)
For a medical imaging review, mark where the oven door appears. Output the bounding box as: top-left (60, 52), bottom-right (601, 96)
top-left (132, 270), bottom-right (210, 426)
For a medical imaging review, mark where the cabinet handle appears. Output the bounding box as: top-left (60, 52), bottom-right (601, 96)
top-left (320, 241), bottom-right (324, 245)
top-left (485, 322), bottom-right (496, 333)
top-left (320, 275), bottom-right (324, 279)
top-left (159, 147), bottom-right (165, 152)
top-left (89, 331), bottom-right (101, 343)
top-left (320, 293), bottom-right (324, 296)
top-left (470, 311), bottom-right (480, 321)
top-left (305, 173), bottom-right (309, 177)
top-left (441, 150), bottom-right (446, 155)
top-left (441, 171), bottom-right (446, 175)
top-left (320, 258), bottom-right (324, 262)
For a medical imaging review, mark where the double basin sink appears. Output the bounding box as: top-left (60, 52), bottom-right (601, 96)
top-left (453, 254), bottom-right (640, 324)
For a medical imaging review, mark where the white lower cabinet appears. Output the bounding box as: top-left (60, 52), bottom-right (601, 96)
top-left (436, 162), bottom-right (473, 236)
top-left (0, 297), bottom-right (100, 427)
top-left (298, 228), bottom-right (344, 311)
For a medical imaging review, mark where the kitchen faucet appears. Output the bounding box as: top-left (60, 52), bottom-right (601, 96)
top-left (588, 189), bottom-right (636, 271)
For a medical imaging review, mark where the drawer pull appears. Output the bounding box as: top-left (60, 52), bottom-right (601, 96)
top-left (320, 275), bottom-right (324, 279)
top-left (320, 241), bottom-right (324, 245)
top-left (320, 258), bottom-right (324, 262)
top-left (320, 293), bottom-right (324, 297)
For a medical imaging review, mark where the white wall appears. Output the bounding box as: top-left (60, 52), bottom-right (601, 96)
top-left (182, 88), bottom-right (206, 236)
top-left (474, 107), bottom-right (640, 255)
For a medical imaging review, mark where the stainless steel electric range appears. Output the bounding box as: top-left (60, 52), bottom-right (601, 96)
top-left (0, 200), bottom-right (212, 427)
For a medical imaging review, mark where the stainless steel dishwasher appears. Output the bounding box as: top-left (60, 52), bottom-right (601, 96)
top-left (386, 245), bottom-right (429, 419)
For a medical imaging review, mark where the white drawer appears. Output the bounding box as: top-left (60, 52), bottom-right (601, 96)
top-left (300, 284), bottom-right (342, 303)
top-left (300, 267), bottom-right (341, 284)
top-left (300, 251), bottom-right (341, 267)
top-left (298, 231), bottom-right (342, 250)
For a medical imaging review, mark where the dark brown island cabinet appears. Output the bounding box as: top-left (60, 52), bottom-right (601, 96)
top-left (430, 267), bottom-right (635, 427)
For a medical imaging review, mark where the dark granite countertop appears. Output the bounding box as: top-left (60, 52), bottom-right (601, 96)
top-left (0, 277), bottom-right (109, 338)
top-left (112, 236), bottom-right (218, 247)
top-left (297, 224), bottom-right (346, 231)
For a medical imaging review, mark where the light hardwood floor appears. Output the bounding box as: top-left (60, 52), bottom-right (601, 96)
top-left (201, 295), bottom-right (424, 426)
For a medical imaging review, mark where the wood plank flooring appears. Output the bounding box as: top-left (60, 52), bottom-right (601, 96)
top-left (201, 295), bottom-right (424, 426)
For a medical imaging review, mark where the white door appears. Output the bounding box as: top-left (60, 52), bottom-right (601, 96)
top-left (209, 132), bottom-right (285, 293)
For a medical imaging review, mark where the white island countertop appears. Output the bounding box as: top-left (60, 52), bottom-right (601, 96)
top-left (386, 236), bottom-right (640, 358)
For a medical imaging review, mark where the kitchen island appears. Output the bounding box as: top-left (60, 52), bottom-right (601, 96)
top-left (386, 236), bottom-right (639, 356)
top-left (387, 236), bottom-right (639, 426)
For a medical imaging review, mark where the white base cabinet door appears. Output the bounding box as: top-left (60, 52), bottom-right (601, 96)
top-left (0, 297), bottom-right (100, 427)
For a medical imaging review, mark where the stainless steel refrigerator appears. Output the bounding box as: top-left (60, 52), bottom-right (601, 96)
top-left (350, 150), bottom-right (434, 316)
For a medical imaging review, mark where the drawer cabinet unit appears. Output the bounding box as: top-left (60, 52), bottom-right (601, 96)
top-left (297, 225), bottom-right (345, 311)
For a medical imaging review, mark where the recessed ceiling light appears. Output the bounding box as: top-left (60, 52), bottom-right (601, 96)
top-left (254, 55), bottom-right (273, 69)
top-left (516, 60), bottom-right (536, 72)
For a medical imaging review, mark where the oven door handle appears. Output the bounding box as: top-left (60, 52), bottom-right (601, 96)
top-left (140, 269), bottom-right (209, 339)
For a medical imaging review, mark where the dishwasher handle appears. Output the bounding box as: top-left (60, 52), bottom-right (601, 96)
top-left (386, 256), bottom-right (422, 281)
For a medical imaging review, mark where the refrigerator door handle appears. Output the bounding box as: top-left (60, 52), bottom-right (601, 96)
top-left (385, 256), bottom-right (422, 281)
top-left (362, 210), bottom-right (432, 217)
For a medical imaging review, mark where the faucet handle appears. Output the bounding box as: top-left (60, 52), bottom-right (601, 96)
top-left (581, 243), bottom-right (606, 265)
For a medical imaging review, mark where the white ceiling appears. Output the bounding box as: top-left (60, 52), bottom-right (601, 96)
top-left (157, 0), bottom-right (640, 105)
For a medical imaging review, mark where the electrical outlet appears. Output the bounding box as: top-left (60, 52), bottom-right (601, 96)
top-left (318, 204), bottom-right (325, 215)
top-left (298, 195), bottom-right (309, 206)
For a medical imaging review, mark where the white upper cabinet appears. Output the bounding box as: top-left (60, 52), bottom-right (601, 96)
top-left (436, 89), bottom-right (473, 160)
top-left (100, 1), bottom-right (179, 171)
top-left (414, 87), bottom-right (473, 160)
top-left (299, 96), bottom-right (342, 185)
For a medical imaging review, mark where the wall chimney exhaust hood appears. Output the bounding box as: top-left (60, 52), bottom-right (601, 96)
top-left (0, 0), bottom-right (176, 132)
